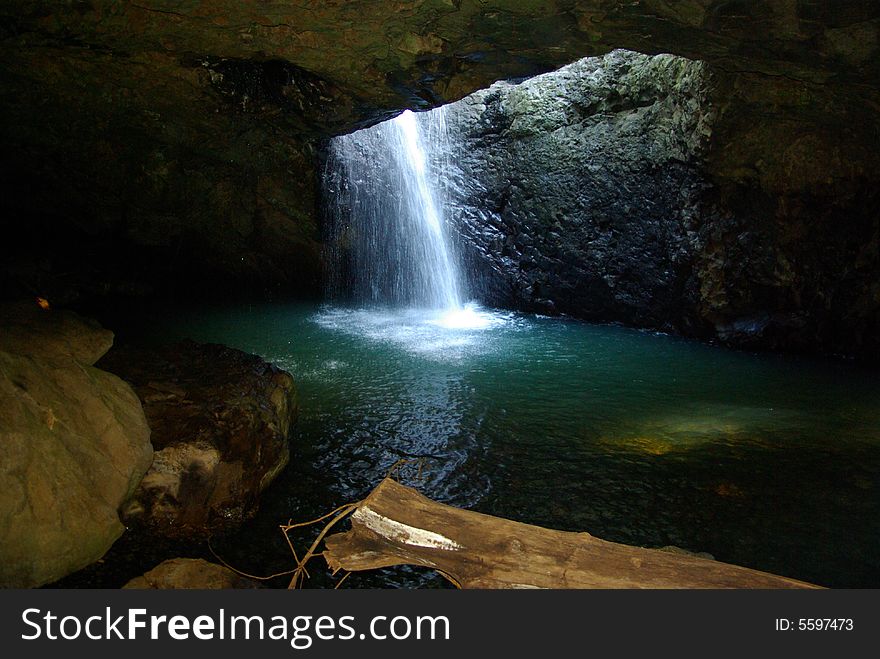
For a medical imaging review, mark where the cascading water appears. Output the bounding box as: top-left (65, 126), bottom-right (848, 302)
top-left (322, 105), bottom-right (505, 353)
top-left (325, 107), bottom-right (464, 311)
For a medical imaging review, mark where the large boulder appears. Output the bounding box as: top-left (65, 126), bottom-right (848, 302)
top-left (98, 341), bottom-right (297, 538)
top-left (123, 558), bottom-right (260, 590)
top-left (0, 304), bottom-right (152, 588)
top-left (443, 51), bottom-right (711, 330)
top-left (0, 300), bottom-right (113, 365)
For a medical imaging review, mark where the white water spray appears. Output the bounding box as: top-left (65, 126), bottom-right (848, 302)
top-left (393, 110), bottom-right (462, 310)
top-left (326, 107), bottom-right (464, 311)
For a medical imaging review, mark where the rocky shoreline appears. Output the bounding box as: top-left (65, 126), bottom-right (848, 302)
top-left (99, 340), bottom-right (296, 539)
top-left (0, 300), bottom-right (297, 588)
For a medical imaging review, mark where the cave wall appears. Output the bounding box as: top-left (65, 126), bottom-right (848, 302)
top-left (0, 1), bottom-right (878, 357)
top-left (698, 70), bottom-right (880, 358)
top-left (0, 52), bottom-right (332, 303)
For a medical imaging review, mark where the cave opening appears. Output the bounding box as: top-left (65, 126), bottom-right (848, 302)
top-left (42, 51), bottom-right (880, 591)
top-left (320, 49), bottom-right (713, 337)
top-left (2, 2), bottom-right (879, 596)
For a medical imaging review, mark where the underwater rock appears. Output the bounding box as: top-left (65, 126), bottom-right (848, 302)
top-left (123, 558), bottom-right (260, 589)
top-left (98, 341), bottom-right (297, 538)
top-left (0, 336), bottom-right (152, 587)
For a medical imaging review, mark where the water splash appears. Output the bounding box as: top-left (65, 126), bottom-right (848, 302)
top-left (313, 303), bottom-right (514, 362)
top-left (325, 108), bottom-right (464, 310)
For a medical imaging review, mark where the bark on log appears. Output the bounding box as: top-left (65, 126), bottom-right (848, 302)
top-left (323, 478), bottom-right (819, 589)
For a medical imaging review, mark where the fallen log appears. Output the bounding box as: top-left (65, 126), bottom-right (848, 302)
top-left (323, 478), bottom-right (819, 589)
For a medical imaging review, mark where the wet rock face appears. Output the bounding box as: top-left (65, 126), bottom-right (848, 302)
top-left (98, 341), bottom-right (297, 539)
top-left (444, 51), bottom-right (712, 332)
top-left (0, 304), bottom-right (152, 588)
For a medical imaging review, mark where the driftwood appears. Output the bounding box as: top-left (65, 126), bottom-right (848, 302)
top-left (323, 478), bottom-right (819, 589)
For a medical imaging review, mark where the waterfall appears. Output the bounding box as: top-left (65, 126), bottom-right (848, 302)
top-left (325, 107), bottom-right (464, 310)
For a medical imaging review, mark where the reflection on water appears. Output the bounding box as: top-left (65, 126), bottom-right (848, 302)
top-left (101, 302), bottom-right (880, 588)
top-left (304, 304), bottom-right (509, 508)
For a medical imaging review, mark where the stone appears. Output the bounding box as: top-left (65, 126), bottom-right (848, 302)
top-left (440, 51), bottom-right (712, 332)
top-left (123, 558), bottom-right (260, 589)
top-left (0, 300), bottom-right (114, 366)
top-left (0, 349), bottom-right (153, 588)
top-left (98, 341), bottom-right (297, 538)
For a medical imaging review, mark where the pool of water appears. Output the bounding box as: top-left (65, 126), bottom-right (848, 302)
top-left (97, 301), bottom-right (880, 588)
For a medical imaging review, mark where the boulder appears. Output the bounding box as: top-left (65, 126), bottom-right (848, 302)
top-left (98, 340), bottom-right (297, 538)
top-left (123, 558), bottom-right (259, 589)
top-left (436, 51), bottom-right (711, 330)
top-left (0, 299), bottom-right (113, 365)
top-left (0, 346), bottom-right (152, 587)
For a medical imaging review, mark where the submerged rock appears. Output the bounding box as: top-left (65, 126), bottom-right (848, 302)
top-left (123, 558), bottom-right (259, 589)
top-left (98, 341), bottom-right (297, 538)
top-left (0, 304), bottom-right (152, 588)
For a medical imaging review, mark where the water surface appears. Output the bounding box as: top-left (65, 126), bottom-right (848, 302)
top-left (107, 301), bottom-right (880, 589)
